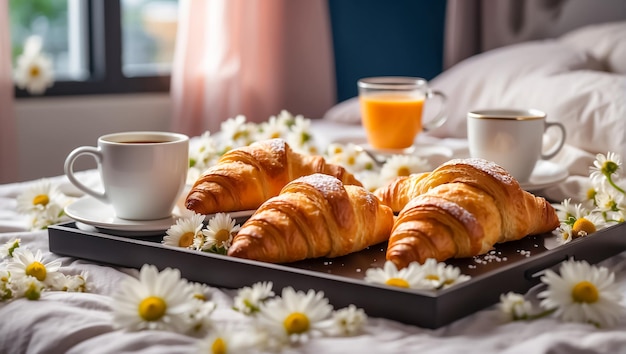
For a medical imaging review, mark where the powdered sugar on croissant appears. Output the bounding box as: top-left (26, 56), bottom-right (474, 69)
top-left (228, 173), bottom-right (394, 263)
top-left (385, 158), bottom-right (559, 268)
top-left (185, 139), bottom-right (362, 215)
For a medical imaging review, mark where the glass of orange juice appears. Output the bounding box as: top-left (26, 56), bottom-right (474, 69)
top-left (358, 77), bottom-right (447, 151)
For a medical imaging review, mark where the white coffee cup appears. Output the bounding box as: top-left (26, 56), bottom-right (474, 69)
top-left (467, 109), bottom-right (566, 182)
top-left (64, 131), bottom-right (189, 220)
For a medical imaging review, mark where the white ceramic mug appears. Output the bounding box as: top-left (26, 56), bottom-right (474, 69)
top-left (467, 109), bottom-right (566, 182)
top-left (64, 131), bottom-right (189, 220)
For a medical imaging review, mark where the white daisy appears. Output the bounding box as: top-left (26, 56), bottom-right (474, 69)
top-left (357, 171), bottom-right (383, 193)
top-left (432, 260), bottom-right (471, 289)
top-left (11, 275), bottom-right (45, 301)
top-left (379, 155), bottom-right (430, 184)
top-left (326, 144), bottom-right (358, 171)
top-left (364, 261), bottom-right (425, 289)
top-left (201, 213), bottom-right (241, 253)
top-left (111, 264), bottom-right (196, 333)
top-left (326, 142), bottom-right (346, 158)
top-left (594, 188), bottom-right (624, 216)
top-left (555, 223), bottom-right (574, 246)
top-left (257, 286), bottom-right (333, 345)
top-left (16, 179), bottom-right (66, 214)
top-left (61, 272), bottom-right (89, 293)
top-left (220, 115), bottom-right (256, 148)
top-left (408, 258), bottom-right (471, 290)
top-left (0, 269), bottom-right (13, 301)
top-left (589, 152), bottom-right (623, 191)
top-left (326, 304), bottom-right (368, 336)
top-left (188, 300), bottom-right (217, 336)
top-left (233, 281), bottom-right (275, 315)
top-left (276, 109), bottom-right (297, 127)
top-left (29, 203), bottom-right (70, 230)
top-left (570, 212), bottom-right (607, 238)
top-left (591, 152), bottom-right (622, 177)
top-left (162, 213), bottom-right (205, 249)
top-left (553, 198), bottom-right (586, 225)
top-left (538, 259), bottom-right (625, 327)
top-left (498, 292), bottom-right (534, 321)
top-left (188, 131), bottom-right (220, 181)
top-left (257, 115), bottom-right (290, 141)
top-left (578, 181), bottom-right (598, 208)
top-left (188, 281), bottom-right (214, 303)
top-left (286, 115), bottom-right (316, 154)
top-left (195, 324), bottom-right (258, 354)
top-left (0, 238), bottom-right (21, 259)
top-left (14, 36), bottom-right (54, 95)
top-left (7, 248), bottom-right (65, 289)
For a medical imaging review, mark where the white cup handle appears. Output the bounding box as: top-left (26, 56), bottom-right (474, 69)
top-left (541, 122), bottom-right (566, 160)
top-left (64, 146), bottom-right (108, 203)
top-left (422, 89), bottom-right (447, 131)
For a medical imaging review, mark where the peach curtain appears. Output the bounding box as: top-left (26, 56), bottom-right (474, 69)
top-left (0, 0), bottom-right (18, 183)
top-left (170, 0), bottom-right (336, 136)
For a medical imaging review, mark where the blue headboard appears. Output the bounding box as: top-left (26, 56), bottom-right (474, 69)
top-left (328, 0), bottom-right (447, 102)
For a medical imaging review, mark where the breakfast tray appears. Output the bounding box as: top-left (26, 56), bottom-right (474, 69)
top-left (48, 221), bottom-right (626, 329)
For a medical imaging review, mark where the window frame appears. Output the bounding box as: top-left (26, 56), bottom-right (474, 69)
top-left (14, 0), bottom-right (172, 98)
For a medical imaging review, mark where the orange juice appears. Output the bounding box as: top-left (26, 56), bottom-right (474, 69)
top-left (360, 93), bottom-right (425, 149)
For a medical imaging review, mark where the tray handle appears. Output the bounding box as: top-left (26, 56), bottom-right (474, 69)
top-left (524, 254), bottom-right (572, 281)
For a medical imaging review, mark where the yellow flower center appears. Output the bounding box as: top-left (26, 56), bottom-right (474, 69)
top-left (572, 281), bottom-right (599, 303)
top-left (385, 277), bottom-right (409, 288)
top-left (138, 296), bottom-right (167, 321)
top-left (211, 337), bottom-right (226, 354)
top-left (25, 261), bottom-right (47, 281)
top-left (232, 131), bottom-right (248, 141)
top-left (586, 188), bottom-right (596, 202)
top-left (24, 282), bottom-right (41, 300)
top-left (270, 132), bottom-right (281, 139)
top-left (283, 312), bottom-right (310, 334)
top-left (425, 274), bottom-right (440, 281)
top-left (29, 65), bottom-right (41, 78)
top-left (178, 231), bottom-right (195, 247)
top-left (214, 229), bottom-right (231, 243)
top-left (572, 218), bottom-right (596, 237)
top-left (347, 156), bottom-right (356, 166)
top-left (397, 166), bottom-right (411, 177)
top-left (32, 194), bottom-right (50, 207)
top-left (194, 293), bottom-right (207, 301)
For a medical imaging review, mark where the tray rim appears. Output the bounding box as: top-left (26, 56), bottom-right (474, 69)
top-left (48, 221), bottom-right (626, 328)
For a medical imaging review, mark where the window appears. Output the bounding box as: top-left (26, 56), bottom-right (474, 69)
top-left (9, 0), bottom-right (179, 97)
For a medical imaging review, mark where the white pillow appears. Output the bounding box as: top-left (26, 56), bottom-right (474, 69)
top-left (559, 21), bottom-right (626, 74)
top-left (425, 40), bottom-right (604, 138)
top-left (322, 28), bottom-right (626, 161)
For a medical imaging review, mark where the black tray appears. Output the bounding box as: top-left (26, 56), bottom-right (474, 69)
top-left (48, 221), bottom-right (626, 329)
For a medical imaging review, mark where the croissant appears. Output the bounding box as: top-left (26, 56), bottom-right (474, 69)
top-left (227, 173), bottom-right (394, 263)
top-left (374, 172), bottom-right (430, 213)
top-left (386, 158), bottom-right (559, 268)
top-left (185, 139), bottom-right (362, 214)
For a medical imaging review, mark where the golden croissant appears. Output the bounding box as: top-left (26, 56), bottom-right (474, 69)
top-left (227, 173), bottom-right (394, 263)
top-left (185, 139), bottom-right (362, 215)
top-left (383, 158), bottom-right (559, 268)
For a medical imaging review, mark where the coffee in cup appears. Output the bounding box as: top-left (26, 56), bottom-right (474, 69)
top-left (467, 109), bottom-right (566, 182)
top-left (64, 131), bottom-right (189, 220)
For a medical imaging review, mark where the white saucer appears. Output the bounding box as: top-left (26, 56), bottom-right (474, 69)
top-left (331, 136), bottom-right (454, 165)
top-left (519, 160), bottom-right (569, 192)
top-left (65, 196), bottom-right (175, 237)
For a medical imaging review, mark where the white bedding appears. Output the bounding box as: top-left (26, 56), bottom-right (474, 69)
top-left (2, 132), bottom-right (626, 354)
